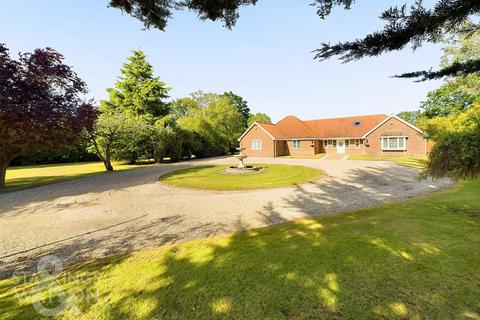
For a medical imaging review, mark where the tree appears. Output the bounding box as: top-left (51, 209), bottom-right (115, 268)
top-left (178, 95), bottom-right (244, 155)
top-left (99, 50), bottom-right (171, 163)
top-left (221, 91), bottom-right (250, 128)
top-left (422, 103), bottom-right (480, 179)
top-left (113, 115), bottom-right (152, 164)
top-left (170, 97), bottom-right (200, 120)
top-left (101, 50), bottom-right (171, 119)
top-left (248, 112), bottom-right (272, 126)
top-left (150, 117), bottom-right (176, 163)
top-left (419, 27), bottom-right (480, 117)
top-left (0, 44), bottom-right (96, 188)
top-left (397, 110), bottom-right (422, 125)
top-left (107, 0), bottom-right (480, 79)
top-left (420, 78), bottom-right (480, 118)
top-left (88, 112), bottom-right (126, 171)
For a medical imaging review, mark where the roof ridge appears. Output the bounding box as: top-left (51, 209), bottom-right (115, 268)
top-left (275, 114), bottom-right (300, 125)
top-left (302, 114), bottom-right (388, 122)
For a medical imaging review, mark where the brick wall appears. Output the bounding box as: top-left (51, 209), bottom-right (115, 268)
top-left (323, 139), bottom-right (365, 155)
top-left (239, 124), bottom-right (275, 157)
top-left (239, 118), bottom-right (428, 158)
top-left (364, 117), bottom-right (426, 156)
top-left (284, 140), bottom-right (316, 156)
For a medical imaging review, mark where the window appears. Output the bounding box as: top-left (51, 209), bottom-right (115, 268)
top-left (323, 140), bottom-right (328, 149)
top-left (345, 140), bottom-right (350, 148)
top-left (381, 137), bottom-right (406, 151)
top-left (292, 140), bottom-right (301, 149)
top-left (355, 139), bottom-right (361, 149)
top-left (250, 140), bottom-right (262, 150)
top-left (333, 140), bottom-right (337, 148)
top-left (354, 121), bottom-right (361, 126)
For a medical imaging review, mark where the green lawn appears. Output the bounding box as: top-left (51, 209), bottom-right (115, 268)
top-left (159, 164), bottom-right (324, 190)
top-left (278, 153), bottom-right (326, 159)
top-left (348, 154), bottom-right (428, 169)
top-left (2, 161), bottom-right (150, 193)
top-left (1, 180), bottom-right (479, 319)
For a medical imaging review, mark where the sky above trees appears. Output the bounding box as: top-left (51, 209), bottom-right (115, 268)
top-left (0, 0), bottom-right (445, 121)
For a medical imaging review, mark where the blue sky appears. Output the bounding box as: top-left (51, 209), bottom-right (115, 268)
top-left (1, 0), bottom-right (444, 122)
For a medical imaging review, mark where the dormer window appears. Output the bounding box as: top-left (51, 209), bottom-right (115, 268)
top-left (354, 121), bottom-right (361, 126)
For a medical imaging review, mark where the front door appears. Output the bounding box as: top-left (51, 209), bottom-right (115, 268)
top-left (336, 139), bottom-right (345, 153)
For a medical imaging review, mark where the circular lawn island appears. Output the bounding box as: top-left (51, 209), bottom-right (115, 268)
top-left (159, 164), bottom-right (324, 191)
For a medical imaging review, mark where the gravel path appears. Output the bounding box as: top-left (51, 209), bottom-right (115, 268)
top-left (0, 157), bottom-right (452, 278)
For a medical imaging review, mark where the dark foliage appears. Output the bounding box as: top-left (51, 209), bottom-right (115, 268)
top-left (108, 0), bottom-right (257, 30)
top-left (107, 0), bottom-right (480, 79)
top-left (0, 43), bottom-right (97, 186)
top-left (222, 91), bottom-right (250, 128)
top-left (11, 146), bottom-right (99, 166)
top-left (425, 126), bottom-right (480, 179)
top-left (396, 59), bottom-right (480, 81)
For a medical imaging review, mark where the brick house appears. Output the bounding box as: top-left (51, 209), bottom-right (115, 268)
top-left (238, 114), bottom-right (431, 157)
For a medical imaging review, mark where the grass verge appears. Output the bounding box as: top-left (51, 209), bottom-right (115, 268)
top-left (348, 155), bottom-right (428, 169)
top-left (3, 161), bottom-right (151, 193)
top-left (159, 164), bottom-right (324, 190)
top-left (1, 181), bottom-right (479, 319)
top-left (277, 153), bottom-right (326, 159)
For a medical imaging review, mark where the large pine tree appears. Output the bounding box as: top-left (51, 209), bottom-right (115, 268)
top-left (101, 50), bottom-right (171, 119)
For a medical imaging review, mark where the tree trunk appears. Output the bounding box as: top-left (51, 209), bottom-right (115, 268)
top-left (103, 158), bottom-right (114, 172)
top-left (0, 162), bottom-right (7, 189)
top-left (103, 149), bottom-right (114, 172)
top-left (91, 136), bottom-right (114, 172)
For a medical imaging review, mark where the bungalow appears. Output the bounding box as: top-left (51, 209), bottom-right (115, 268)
top-left (238, 114), bottom-right (432, 157)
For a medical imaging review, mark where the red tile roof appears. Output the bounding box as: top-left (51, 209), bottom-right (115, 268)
top-left (257, 114), bottom-right (389, 139)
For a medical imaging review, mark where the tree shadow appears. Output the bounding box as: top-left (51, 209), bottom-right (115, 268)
top-left (0, 157), bottom-right (230, 217)
top-left (0, 214), bottom-right (232, 280)
top-left (1, 182), bottom-right (478, 319)
top-left (3, 204), bottom-right (473, 319)
top-left (257, 165), bottom-right (453, 224)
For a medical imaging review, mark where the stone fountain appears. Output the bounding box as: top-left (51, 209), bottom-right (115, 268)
top-left (225, 147), bottom-right (263, 174)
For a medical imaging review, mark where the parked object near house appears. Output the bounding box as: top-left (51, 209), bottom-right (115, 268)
top-left (238, 114), bottom-right (431, 157)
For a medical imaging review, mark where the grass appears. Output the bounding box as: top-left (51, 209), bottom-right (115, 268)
top-left (159, 164), bottom-right (324, 190)
top-left (348, 154), bottom-right (428, 169)
top-left (3, 161), bottom-right (151, 193)
top-left (278, 153), bottom-right (326, 159)
top-left (1, 180), bottom-right (479, 319)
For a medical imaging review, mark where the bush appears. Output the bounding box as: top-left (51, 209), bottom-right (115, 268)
top-left (423, 103), bottom-right (480, 179)
top-left (426, 126), bottom-right (480, 179)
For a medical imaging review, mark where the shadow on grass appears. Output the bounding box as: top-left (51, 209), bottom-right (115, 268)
top-left (2, 181), bottom-right (480, 319)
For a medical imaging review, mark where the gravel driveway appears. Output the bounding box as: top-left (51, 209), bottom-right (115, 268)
top-left (0, 157), bottom-right (452, 278)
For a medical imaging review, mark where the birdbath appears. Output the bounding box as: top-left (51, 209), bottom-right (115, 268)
top-left (233, 147), bottom-right (247, 169)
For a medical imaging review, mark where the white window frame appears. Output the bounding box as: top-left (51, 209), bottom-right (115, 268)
top-left (345, 139), bottom-right (350, 148)
top-left (292, 140), bottom-right (301, 149)
top-left (355, 139), bottom-right (361, 149)
top-left (323, 140), bottom-right (328, 149)
top-left (250, 140), bottom-right (262, 151)
top-left (333, 140), bottom-right (337, 148)
top-left (381, 137), bottom-right (406, 151)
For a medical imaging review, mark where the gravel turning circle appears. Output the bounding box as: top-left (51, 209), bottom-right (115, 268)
top-left (159, 164), bottom-right (324, 190)
top-left (0, 156), bottom-right (453, 278)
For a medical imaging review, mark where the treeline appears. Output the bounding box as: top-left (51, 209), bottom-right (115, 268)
top-left (89, 50), bottom-right (272, 171)
top-left (12, 50), bottom-right (272, 168)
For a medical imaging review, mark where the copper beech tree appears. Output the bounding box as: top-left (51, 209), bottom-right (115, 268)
top-left (0, 44), bottom-right (96, 188)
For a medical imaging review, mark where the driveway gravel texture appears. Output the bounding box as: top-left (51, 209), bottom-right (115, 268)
top-left (0, 157), bottom-right (452, 278)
